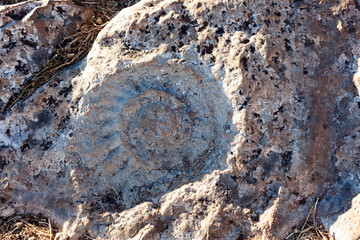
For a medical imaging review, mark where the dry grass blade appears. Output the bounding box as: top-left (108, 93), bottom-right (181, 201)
top-left (0, 214), bottom-right (58, 240)
top-left (49, 218), bottom-right (52, 240)
top-left (285, 198), bottom-right (334, 240)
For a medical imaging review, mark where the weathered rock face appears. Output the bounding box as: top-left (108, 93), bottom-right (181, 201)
top-left (0, 0), bottom-right (94, 112)
top-left (68, 56), bottom-right (235, 211)
top-left (1, 0), bottom-right (360, 239)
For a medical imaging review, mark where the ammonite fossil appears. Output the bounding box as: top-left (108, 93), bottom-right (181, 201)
top-left (68, 58), bottom-right (234, 208)
top-left (121, 89), bottom-right (193, 163)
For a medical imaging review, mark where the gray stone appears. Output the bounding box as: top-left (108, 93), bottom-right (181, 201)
top-left (1, 0), bottom-right (360, 239)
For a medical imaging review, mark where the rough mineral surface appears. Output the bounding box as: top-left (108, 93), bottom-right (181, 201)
top-left (1, 0), bottom-right (360, 239)
top-left (0, 0), bottom-right (94, 112)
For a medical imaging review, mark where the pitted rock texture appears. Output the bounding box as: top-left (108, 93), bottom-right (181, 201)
top-left (67, 56), bottom-right (234, 210)
top-left (1, 0), bottom-right (360, 239)
top-left (122, 89), bottom-right (193, 161)
top-left (0, 0), bottom-right (94, 112)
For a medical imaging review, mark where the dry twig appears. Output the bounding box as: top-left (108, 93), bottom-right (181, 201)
top-left (285, 198), bottom-right (334, 240)
top-left (0, 214), bottom-right (58, 240)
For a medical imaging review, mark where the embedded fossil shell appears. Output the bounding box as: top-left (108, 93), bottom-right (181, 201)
top-left (121, 89), bottom-right (193, 163)
top-left (67, 57), bottom-right (234, 207)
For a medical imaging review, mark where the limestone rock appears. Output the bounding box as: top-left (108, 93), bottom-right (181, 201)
top-left (0, 0), bottom-right (94, 112)
top-left (1, 0), bottom-right (360, 239)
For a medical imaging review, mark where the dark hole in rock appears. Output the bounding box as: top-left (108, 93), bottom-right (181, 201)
top-left (281, 151), bottom-right (293, 172)
top-left (180, 24), bottom-right (190, 35)
top-left (5, 9), bottom-right (28, 20)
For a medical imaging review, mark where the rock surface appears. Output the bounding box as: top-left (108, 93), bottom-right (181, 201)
top-left (0, 0), bottom-right (94, 112)
top-left (1, 0), bottom-right (360, 239)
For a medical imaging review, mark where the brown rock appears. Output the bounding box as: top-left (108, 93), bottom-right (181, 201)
top-left (0, 0), bottom-right (94, 112)
top-left (1, 0), bottom-right (360, 239)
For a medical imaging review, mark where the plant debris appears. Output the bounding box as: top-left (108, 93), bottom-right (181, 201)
top-left (285, 198), bottom-right (334, 240)
top-left (0, 214), bottom-right (58, 240)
